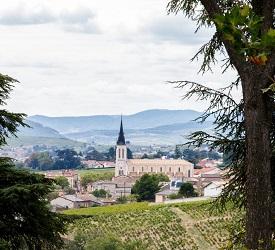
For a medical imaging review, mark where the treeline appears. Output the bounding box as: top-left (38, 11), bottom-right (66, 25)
top-left (174, 146), bottom-right (221, 165)
top-left (25, 149), bottom-right (81, 170)
top-left (140, 147), bottom-right (221, 165)
top-left (85, 147), bottom-right (133, 161)
top-left (24, 147), bottom-right (134, 170)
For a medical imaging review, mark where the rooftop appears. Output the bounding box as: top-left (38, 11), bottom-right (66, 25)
top-left (128, 159), bottom-right (193, 166)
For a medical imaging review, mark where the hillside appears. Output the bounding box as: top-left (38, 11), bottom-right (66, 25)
top-left (64, 121), bottom-right (213, 145)
top-left (5, 120), bottom-right (86, 148)
top-left (18, 120), bottom-right (64, 138)
top-left (28, 109), bottom-right (203, 134)
top-left (64, 201), bottom-right (241, 250)
top-left (7, 136), bottom-right (86, 148)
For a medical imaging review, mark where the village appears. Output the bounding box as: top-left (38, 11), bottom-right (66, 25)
top-left (48, 119), bottom-right (226, 211)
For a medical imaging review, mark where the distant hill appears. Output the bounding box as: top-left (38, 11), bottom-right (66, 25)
top-left (21, 109), bottom-right (213, 146)
top-left (7, 136), bottom-right (85, 148)
top-left (28, 109), bottom-right (203, 134)
top-left (8, 120), bottom-right (86, 148)
top-left (18, 120), bottom-right (64, 138)
top-left (64, 121), bottom-right (213, 145)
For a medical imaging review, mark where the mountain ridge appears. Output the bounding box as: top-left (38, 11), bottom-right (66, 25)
top-left (28, 109), bottom-right (203, 134)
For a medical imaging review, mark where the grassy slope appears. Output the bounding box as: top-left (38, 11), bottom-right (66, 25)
top-left (65, 201), bottom-right (240, 250)
top-left (6, 135), bottom-right (86, 148)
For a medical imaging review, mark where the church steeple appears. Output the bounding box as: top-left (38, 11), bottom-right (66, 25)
top-left (117, 116), bottom-right (126, 145)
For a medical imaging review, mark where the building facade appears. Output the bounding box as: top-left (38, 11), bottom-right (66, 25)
top-left (115, 119), bottom-right (194, 179)
top-left (45, 170), bottom-right (79, 189)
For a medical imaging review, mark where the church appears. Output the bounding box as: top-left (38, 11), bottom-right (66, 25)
top-left (115, 119), bottom-right (194, 179)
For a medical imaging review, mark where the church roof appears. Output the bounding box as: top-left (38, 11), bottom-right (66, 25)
top-left (127, 159), bottom-right (193, 166)
top-left (117, 117), bottom-right (126, 145)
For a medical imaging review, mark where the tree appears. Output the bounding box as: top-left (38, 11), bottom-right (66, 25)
top-left (54, 149), bottom-right (81, 169)
top-left (153, 150), bottom-right (164, 158)
top-left (131, 174), bottom-right (161, 201)
top-left (154, 173), bottom-right (170, 182)
top-left (168, 1), bottom-right (274, 248)
top-left (64, 186), bottom-right (76, 195)
top-left (141, 153), bottom-right (149, 159)
top-left (55, 176), bottom-right (70, 190)
top-left (92, 189), bottom-right (109, 198)
top-left (0, 74), bottom-right (66, 248)
top-left (85, 149), bottom-right (106, 161)
top-left (25, 152), bottom-right (54, 170)
top-left (0, 159), bottom-right (67, 249)
top-left (127, 148), bottom-right (133, 159)
top-left (174, 145), bottom-right (182, 159)
top-left (178, 183), bottom-right (197, 198)
top-left (106, 147), bottom-right (115, 161)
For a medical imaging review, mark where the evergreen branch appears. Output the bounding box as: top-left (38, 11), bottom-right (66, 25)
top-left (191, 32), bottom-right (223, 73)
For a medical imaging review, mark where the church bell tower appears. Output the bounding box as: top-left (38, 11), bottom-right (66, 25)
top-left (115, 117), bottom-right (128, 177)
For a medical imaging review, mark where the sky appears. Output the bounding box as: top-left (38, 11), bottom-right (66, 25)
top-left (1, 0), bottom-right (238, 116)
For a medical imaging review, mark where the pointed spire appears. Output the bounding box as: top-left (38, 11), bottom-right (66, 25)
top-left (117, 116), bottom-right (126, 145)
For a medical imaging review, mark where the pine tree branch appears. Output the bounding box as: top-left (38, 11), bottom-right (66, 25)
top-left (199, 0), bottom-right (249, 76)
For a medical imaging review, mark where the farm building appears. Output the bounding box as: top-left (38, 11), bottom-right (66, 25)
top-left (203, 181), bottom-right (226, 197)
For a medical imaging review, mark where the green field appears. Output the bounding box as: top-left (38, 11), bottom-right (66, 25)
top-left (64, 201), bottom-right (241, 250)
top-left (77, 168), bottom-right (115, 177)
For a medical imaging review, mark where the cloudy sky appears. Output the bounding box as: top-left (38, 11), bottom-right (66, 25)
top-left (1, 0), bottom-right (237, 116)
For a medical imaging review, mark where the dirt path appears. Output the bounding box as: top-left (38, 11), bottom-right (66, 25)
top-left (171, 207), bottom-right (217, 250)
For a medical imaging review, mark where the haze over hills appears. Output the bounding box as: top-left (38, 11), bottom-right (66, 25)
top-left (19, 109), bottom-right (213, 146)
top-left (18, 120), bottom-right (64, 138)
top-left (7, 120), bottom-right (85, 148)
top-left (64, 121), bottom-right (213, 145)
top-left (28, 109), bottom-right (203, 134)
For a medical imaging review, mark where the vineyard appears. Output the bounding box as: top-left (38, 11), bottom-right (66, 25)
top-left (64, 201), bottom-right (241, 250)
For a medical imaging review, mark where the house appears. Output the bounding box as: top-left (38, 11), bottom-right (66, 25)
top-left (203, 181), bottom-right (226, 197)
top-left (92, 176), bottom-right (134, 198)
top-left (155, 181), bottom-right (179, 203)
top-left (82, 160), bottom-right (115, 169)
top-left (155, 189), bottom-right (178, 203)
top-left (45, 170), bottom-right (79, 189)
top-left (50, 194), bottom-right (98, 210)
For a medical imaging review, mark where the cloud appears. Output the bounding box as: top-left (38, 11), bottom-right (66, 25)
top-left (0, 3), bottom-right (99, 33)
top-left (0, 4), bottom-right (55, 25)
top-left (1, 0), bottom-right (237, 116)
top-left (144, 16), bottom-right (212, 44)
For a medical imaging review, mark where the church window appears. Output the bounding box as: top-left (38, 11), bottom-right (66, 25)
top-left (160, 167), bottom-right (162, 172)
top-left (142, 167), bottom-right (144, 172)
top-left (188, 170), bottom-right (191, 177)
top-left (119, 149), bottom-right (121, 158)
top-left (178, 167), bottom-right (181, 172)
top-left (122, 149), bottom-right (124, 158)
top-left (151, 167), bottom-right (153, 172)
top-left (133, 167), bottom-right (135, 172)
top-left (169, 167), bottom-right (171, 172)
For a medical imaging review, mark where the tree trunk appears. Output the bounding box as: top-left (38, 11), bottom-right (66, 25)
top-left (243, 71), bottom-right (273, 249)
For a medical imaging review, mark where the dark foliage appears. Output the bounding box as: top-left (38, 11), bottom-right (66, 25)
top-left (131, 174), bottom-right (161, 201)
top-left (25, 149), bottom-right (81, 170)
top-left (179, 183), bottom-right (197, 197)
top-left (0, 73), bottom-right (67, 249)
top-left (0, 158), bottom-right (67, 249)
